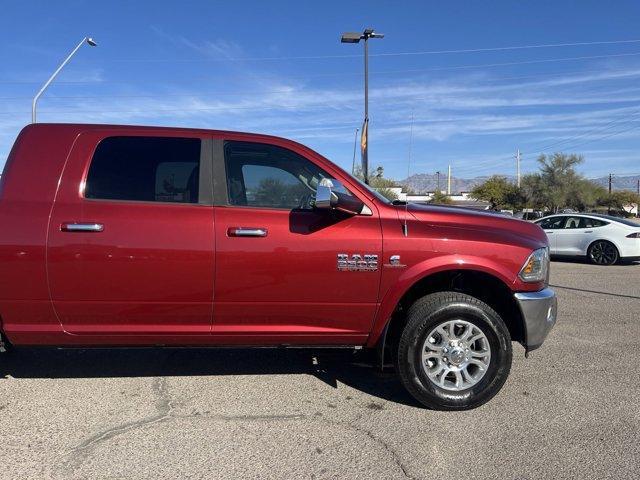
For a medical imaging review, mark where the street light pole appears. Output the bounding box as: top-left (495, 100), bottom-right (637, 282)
top-left (351, 127), bottom-right (359, 175)
top-left (341, 28), bottom-right (384, 185)
top-left (32, 36), bottom-right (97, 123)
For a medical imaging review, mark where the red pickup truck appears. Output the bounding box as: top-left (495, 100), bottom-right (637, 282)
top-left (0, 124), bottom-right (556, 410)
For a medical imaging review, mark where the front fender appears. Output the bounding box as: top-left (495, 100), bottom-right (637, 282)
top-left (366, 254), bottom-right (517, 348)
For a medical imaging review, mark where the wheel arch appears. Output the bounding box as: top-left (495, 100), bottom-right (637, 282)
top-left (587, 238), bottom-right (621, 261)
top-left (370, 267), bottom-right (526, 365)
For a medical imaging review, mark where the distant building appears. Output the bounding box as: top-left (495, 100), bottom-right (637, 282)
top-left (385, 188), bottom-right (491, 210)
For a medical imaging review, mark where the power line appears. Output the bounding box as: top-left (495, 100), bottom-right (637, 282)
top-left (520, 121), bottom-right (640, 160)
top-left (3, 51), bottom-right (640, 86)
top-left (109, 38), bottom-right (640, 62)
top-left (3, 65), bottom-right (640, 100)
top-left (522, 110), bottom-right (640, 155)
top-left (544, 121), bottom-right (640, 151)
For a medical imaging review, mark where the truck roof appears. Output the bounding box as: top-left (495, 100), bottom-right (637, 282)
top-left (22, 122), bottom-right (298, 145)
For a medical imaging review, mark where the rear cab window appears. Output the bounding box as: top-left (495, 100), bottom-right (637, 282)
top-left (85, 136), bottom-right (202, 204)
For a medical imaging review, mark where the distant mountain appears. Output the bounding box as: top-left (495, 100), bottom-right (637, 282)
top-left (591, 175), bottom-right (640, 192)
top-left (400, 173), bottom-right (639, 194)
top-left (400, 173), bottom-right (515, 194)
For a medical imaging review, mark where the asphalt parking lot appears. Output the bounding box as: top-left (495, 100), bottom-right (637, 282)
top-left (1, 260), bottom-right (639, 480)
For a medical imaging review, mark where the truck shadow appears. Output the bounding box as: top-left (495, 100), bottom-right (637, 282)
top-left (0, 347), bottom-right (422, 408)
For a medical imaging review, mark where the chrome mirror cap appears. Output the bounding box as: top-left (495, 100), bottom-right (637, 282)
top-left (315, 184), bottom-right (334, 210)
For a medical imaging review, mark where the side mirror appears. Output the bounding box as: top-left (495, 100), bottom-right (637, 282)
top-left (314, 184), bottom-right (336, 210)
top-left (315, 182), bottom-right (369, 216)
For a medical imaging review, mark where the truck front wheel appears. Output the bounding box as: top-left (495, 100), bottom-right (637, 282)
top-left (395, 291), bottom-right (512, 410)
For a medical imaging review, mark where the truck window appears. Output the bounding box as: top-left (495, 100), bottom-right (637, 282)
top-left (85, 136), bottom-right (201, 204)
top-left (224, 141), bottom-right (353, 210)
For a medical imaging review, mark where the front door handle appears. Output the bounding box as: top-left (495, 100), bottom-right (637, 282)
top-left (61, 222), bottom-right (104, 232)
top-left (227, 227), bottom-right (268, 237)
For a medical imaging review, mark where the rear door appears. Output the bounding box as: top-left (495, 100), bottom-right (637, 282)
top-left (47, 130), bottom-right (215, 336)
top-left (212, 139), bottom-right (382, 344)
top-left (554, 215), bottom-right (596, 255)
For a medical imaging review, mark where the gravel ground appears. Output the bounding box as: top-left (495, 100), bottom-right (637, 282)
top-left (1, 259), bottom-right (639, 479)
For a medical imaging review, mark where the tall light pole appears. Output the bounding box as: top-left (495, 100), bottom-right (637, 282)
top-left (351, 127), bottom-right (359, 175)
top-left (515, 148), bottom-right (521, 188)
top-left (32, 36), bottom-right (97, 123)
top-left (341, 28), bottom-right (384, 185)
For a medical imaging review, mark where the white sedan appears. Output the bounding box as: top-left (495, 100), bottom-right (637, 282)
top-left (534, 214), bottom-right (640, 265)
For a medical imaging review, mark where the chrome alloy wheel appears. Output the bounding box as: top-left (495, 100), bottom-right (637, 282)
top-left (421, 319), bottom-right (491, 391)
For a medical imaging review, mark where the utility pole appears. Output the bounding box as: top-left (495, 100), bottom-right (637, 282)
top-left (436, 171), bottom-right (441, 193)
top-left (515, 149), bottom-right (521, 188)
top-left (608, 173), bottom-right (613, 215)
top-left (447, 165), bottom-right (452, 195)
top-left (341, 28), bottom-right (384, 185)
top-left (637, 179), bottom-right (639, 218)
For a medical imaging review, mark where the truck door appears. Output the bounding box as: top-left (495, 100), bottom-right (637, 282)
top-left (213, 139), bottom-right (382, 344)
top-left (47, 131), bottom-right (215, 336)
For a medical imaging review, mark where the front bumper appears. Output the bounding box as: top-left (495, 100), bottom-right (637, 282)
top-left (514, 287), bottom-right (557, 351)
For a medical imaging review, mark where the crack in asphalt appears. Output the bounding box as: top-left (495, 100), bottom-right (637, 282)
top-left (60, 377), bottom-right (173, 474)
top-left (314, 413), bottom-right (417, 480)
top-left (59, 376), bottom-right (413, 479)
top-left (60, 378), bottom-right (308, 475)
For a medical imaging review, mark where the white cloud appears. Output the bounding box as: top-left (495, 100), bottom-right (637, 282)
top-left (3, 36), bottom-right (640, 176)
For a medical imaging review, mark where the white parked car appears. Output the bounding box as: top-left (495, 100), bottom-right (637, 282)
top-left (534, 214), bottom-right (640, 265)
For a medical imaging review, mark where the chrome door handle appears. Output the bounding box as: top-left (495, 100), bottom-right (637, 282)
top-left (227, 227), bottom-right (268, 237)
top-left (61, 222), bottom-right (104, 232)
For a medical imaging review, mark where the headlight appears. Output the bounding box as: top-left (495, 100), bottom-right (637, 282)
top-left (519, 247), bottom-right (549, 283)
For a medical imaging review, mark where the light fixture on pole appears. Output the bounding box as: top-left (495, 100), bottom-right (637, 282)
top-left (32, 36), bottom-right (97, 123)
top-left (341, 28), bottom-right (384, 185)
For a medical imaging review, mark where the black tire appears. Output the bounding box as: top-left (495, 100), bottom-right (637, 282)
top-left (588, 240), bottom-right (619, 265)
top-left (395, 291), bottom-right (512, 410)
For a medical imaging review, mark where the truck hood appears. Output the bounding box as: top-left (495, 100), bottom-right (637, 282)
top-left (403, 203), bottom-right (548, 250)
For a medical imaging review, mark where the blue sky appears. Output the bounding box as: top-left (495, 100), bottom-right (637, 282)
top-left (1, 0), bottom-right (640, 180)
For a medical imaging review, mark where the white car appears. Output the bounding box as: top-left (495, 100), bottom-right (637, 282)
top-left (534, 214), bottom-right (640, 265)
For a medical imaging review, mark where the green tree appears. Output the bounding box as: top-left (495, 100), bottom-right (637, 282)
top-left (519, 174), bottom-right (548, 209)
top-left (566, 178), bottom-right (606, 212)
top-left (519, 153), bottom-right (608, 212)
top-left (536, 153), bottom-right (584, 212)
top-left (353, 165), bottom-right (403, 201)
top-left (470, 175), bottom-right (521, 210)
top-left (598, 190), bottom-right (640, 215)
top-left (428, 191), bottom-right (452, 205)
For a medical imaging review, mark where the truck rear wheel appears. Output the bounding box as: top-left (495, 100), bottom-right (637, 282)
top-left (395, 291), bottom-right (512, 410)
